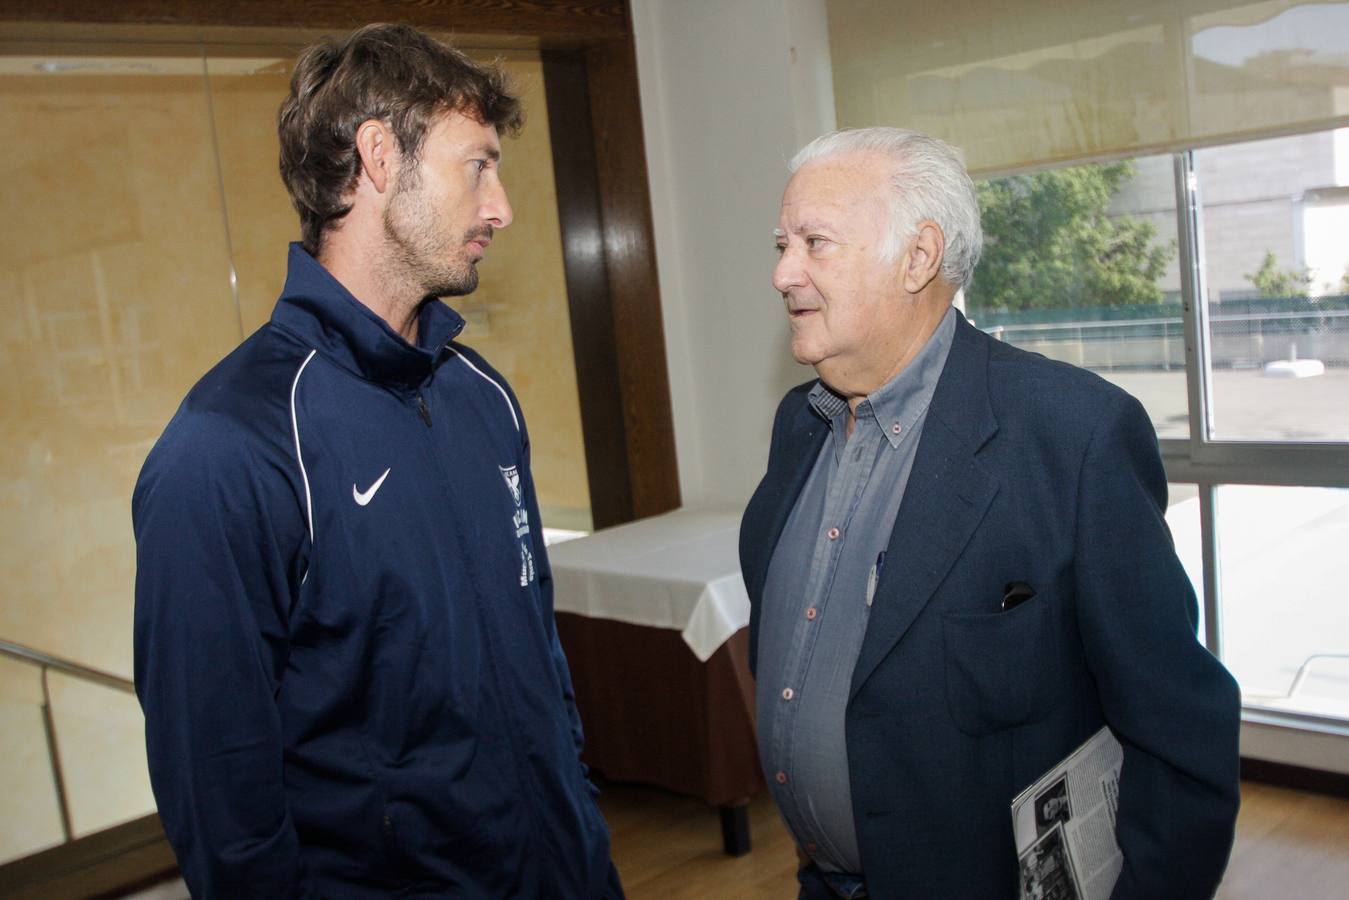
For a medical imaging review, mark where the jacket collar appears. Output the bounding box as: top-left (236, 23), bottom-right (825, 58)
top-left (270, 243), bottom-right (466, 389)
top-left (747, 310), bottom-right (995, 604)
top-left (921, 309), bottom-right (998, 455)
top-left (809, 305), bottom-right (958, 455)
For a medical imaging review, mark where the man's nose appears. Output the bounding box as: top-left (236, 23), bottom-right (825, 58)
top-left (483, 180), bottom-right (513, 229)
top-left (772, 247), bottom-right (805, 294)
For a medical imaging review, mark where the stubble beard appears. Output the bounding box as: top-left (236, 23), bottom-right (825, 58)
top-left (382, 167), bottom-right (480, 298)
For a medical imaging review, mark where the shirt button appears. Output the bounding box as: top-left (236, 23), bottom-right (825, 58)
top-left (891, 422), bottom-right (902, 434)
top-left (805, 607), bottom-right (817, 620)
top-left (775, 771), bottom-right (788, 784)
top-left (826, 526), bottom-right (840, 540)
top-left (782, 687), bottom-right (794, 700)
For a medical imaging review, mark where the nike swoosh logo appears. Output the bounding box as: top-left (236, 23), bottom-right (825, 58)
top-left (352, 468), bottom-right (391, 506)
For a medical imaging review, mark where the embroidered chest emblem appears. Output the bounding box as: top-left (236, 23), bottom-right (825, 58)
top-left (500, 464), bottom-right (535, 586)
top-left (499, 465), bottom-right (523, 506)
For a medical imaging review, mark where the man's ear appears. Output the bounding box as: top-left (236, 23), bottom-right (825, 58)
top-left (902, 221), bottom-right (946, 294)
top-left (354, 118), bottom-right (397, 194)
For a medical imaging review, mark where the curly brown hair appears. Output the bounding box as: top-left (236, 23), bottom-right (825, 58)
top-left (278, 23), bottom-right (523, 255)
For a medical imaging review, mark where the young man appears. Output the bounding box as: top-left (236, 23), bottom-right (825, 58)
top-left (133, 24), bottom-right (621, 898)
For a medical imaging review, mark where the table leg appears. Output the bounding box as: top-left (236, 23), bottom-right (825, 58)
top-left (719, 802), bottom-right (752, 856)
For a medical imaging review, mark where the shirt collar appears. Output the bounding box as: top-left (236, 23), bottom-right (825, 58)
top-left (808, 305), bottom-right (958, 449)
top-left (269, 243), bottom-right (466, 389)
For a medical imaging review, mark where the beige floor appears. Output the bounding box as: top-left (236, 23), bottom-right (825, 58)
top-left (121, 776), bottom-right (1349, 899)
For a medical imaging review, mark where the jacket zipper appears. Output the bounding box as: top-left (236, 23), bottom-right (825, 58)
top-left (417, 393), bottom-right (432, 427)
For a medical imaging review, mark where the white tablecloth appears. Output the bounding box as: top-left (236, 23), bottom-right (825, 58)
top-left (548, 507), bottom-right (751, 662)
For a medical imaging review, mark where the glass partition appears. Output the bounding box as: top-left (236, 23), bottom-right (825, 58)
top-left (1, 50), bottom-right (240, 860)
top-left (0, 656), bottom-right (65, 863)
top-left (1215, 485), bottom-right (1349, 720)
top-left (49, 673), bottom-right (154, 837)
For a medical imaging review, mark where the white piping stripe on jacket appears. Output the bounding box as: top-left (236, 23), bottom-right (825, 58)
top-left (290, 350), bottom-right (318, 545)
top-left (452, 349), bottom-right (520, 433)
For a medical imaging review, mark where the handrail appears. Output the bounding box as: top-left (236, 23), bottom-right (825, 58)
top-left (0, 638), bottom-right (138, 846)
top-left (0, 638), bottom-right (134, 693)
top-left (1287, 653), bottom-right (1349, 699)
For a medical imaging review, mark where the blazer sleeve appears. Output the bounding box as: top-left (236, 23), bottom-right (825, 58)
top-left (132, 420), bottom-right (313, 899)
top-left (1072, 391), bottom-right (1241, 900)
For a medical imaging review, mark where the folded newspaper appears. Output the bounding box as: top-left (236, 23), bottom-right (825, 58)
top-left (1011, 726), bottom-right (1123, 900)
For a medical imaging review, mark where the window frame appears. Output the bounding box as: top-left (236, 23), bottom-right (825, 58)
top-left (973, 137), bottom-right (1349, 742)
top-left (1171, 145), bottom-right (1349, 733)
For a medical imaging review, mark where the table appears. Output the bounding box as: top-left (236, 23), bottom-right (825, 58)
top-left (549, 508), bottom-right (764, 854)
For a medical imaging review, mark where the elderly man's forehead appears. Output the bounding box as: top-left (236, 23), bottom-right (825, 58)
top-left (779, 177), bottom-right (873, 220)
top-left (787, 159), bottom-right (885, 201)
top-left (773, 217), bottom-right (845, 237)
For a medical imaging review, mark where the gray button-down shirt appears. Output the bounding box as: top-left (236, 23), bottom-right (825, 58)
top-left (756, 306), bottom-right (956, 874)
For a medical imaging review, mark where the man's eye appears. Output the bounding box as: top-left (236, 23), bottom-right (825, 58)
top-left (806, 237), bottom-right (826, 250)
top-left (470, 160), bottom-right (487, 174)
top-left (774, 244), bottom-right (787, 256)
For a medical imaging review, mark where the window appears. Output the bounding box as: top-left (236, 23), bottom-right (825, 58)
top-left (968, 126), bottom-right (1349, 732)
top-left (1194, 131), bottom-right (1349, 443)
top-left (964, 154), bottom-right (1188, 439)
top-left (1215, 485), bottom-right (1349, 720)
top-left (1165, 483), bottom-right (1206, 638)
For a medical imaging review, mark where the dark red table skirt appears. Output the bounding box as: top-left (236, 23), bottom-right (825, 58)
top-left (555, 614), bottom-right (765, 808)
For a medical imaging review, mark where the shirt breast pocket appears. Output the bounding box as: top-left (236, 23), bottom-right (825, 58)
top-left (941, 593), bottom-right (1061, 735)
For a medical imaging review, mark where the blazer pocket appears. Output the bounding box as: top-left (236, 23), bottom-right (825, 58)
top-left (942, 595), bottom-right (1058, 735)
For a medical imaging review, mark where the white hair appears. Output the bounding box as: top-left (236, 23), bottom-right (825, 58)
top-left (789, 127), bottom-right (984, 288)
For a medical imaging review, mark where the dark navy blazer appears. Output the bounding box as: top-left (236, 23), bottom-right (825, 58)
top-left (741, 312), bottom-right (1240, 899)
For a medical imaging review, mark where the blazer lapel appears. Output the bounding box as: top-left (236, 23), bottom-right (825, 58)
top-left (850, 314), bottom-right (1001, 700)
top-left (745, 398), bottom-right (828, 600)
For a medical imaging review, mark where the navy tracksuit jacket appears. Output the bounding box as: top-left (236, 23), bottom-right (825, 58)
top-left (133, 244), bottom-right (619, 898)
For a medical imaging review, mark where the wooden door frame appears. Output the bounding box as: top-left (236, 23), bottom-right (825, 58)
top-left (2, 0), bottom-right (680, 528)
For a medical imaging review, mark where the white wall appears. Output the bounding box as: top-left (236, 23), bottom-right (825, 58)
top-left (631, 0), bottom-right (836, 507)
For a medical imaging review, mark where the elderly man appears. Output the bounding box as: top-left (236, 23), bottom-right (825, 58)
top-left (133, 24), bottom-right (620, 898)
top-left (741, 128), bottom-right (1240, 899)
